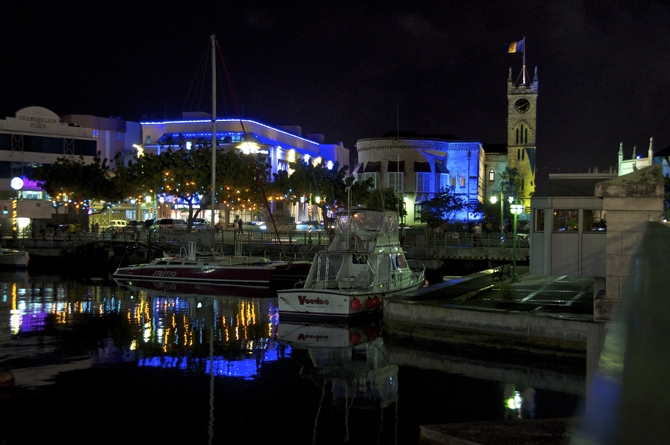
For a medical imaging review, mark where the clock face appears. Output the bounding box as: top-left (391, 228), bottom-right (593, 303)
top-left (514, 98), bottom-right (530, 113)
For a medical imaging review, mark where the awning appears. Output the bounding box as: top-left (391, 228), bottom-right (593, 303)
top-left (352, 162), bottom-right (363, 174)
top-left (387, 160), bottom-right (405, 172)
top-left (435, 162), bottom-right (449, 173)
top-left (414, 161), bottom-right (431, 172)
top-left (364, 161), bottom-right (381, 172)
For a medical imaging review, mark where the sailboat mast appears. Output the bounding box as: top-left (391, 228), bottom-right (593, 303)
top-left (211, 34), bottom-right (217, 229)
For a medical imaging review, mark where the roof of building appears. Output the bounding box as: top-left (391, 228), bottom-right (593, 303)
top-left (533, 174), bottom-right (617, 198)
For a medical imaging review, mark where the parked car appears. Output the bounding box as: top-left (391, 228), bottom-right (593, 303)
top-left (295, 220), bottom-right (323, 231)
top-left (190, 218), bottom-right (210, 230)
top-left (244, 221), bottom-right (267, 231)
top-left (100, 220), bottom-right (128, 232)
top-left (151, 218), bottom-right (187, 232)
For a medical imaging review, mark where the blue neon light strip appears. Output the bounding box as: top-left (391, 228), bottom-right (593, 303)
top-left (140, 118), bottom-right (319, 146)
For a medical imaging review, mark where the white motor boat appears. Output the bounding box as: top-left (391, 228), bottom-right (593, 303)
top-left (0, 247), bottom-right (30, 268)
top-left (277, 209), bottom-right (426, 320)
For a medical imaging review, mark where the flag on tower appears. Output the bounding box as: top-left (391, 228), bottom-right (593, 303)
top-left (508, 38), bottom-right (525, 53)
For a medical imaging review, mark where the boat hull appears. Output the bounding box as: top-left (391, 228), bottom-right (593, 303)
top-left (0, 249), bottom-right (29, 268)
top-left (113, 258), bottom-right (311, 290)
top-left (114, 278), bottom-right (274, 298)
top-left (113, 263), bottom-right (277, 286)
top-left (277, 283), bottom-right (423, 321)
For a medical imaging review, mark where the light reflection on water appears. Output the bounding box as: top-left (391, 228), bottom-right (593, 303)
top-left (0, 272), bottom-right (583, 444)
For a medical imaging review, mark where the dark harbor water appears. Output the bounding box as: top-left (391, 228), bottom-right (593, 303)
top-left (0, 269), bottom-right (582, 445)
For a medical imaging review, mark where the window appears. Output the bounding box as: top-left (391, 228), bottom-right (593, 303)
top-left (584, 209), bottom-right (607, 232)
top-left (553, 210), bottom-right (579, 232)
top-left (388, 172), bottom-right (404, 192)
top-left (145, 135), bottom-right (151, 144)
top-left (535, 209), bottom-right (545, 232)
top-left (356, 172), bottom-right (377, 189)
top-left (414, 203), bottom-right (423, 222)
top-left (451, 177), bottom-right (456, 187)
top-left (459, 176), bottom-right (465, 187)
top-left (416, 172), bottom-right (431, 192)
top-left (488, 169), bottom-right (495, 181)
top-left (438, 174), bottom-right (449, 191)
top-left (92, 130), bottom-right (99, 139)
top-left (516, 125), bottom-right (528, 144)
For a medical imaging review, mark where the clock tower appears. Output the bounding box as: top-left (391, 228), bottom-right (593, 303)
top-left (507, 65), bottom-right (538, 214)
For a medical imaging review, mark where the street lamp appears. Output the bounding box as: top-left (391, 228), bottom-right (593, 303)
top-left (510, 203), bottom-right (524, 282)
top-left (489, 191), bottom-right (503, 236)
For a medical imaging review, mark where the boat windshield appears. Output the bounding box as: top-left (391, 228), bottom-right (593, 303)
top-left (334, 210), bottom-right (398, 237)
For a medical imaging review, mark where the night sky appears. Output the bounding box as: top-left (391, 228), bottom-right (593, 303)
top-left (3, 1), bottom-right (670, 186)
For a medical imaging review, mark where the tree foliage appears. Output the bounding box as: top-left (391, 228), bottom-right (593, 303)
top-left (419, 186), bottom-right (465, 229)
top-left (500, 167), bottom-right (523, 204)
top-left (268, 159), bottom-right (349, 226)
top-left (119, 144), bottom-right (269, 227)
top-left (32, 154), bottom-right (123, 215)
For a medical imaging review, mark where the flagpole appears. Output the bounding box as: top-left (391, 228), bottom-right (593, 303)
top-left (522, 37), bottom-right (526, 84)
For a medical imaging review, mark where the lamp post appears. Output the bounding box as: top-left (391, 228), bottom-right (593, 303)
top-left (489, 190), bottom-right (504, 236)
top-left (10, 177), bottom-right (23, 239)
top-left (510, 202), bottom-right (524, 282)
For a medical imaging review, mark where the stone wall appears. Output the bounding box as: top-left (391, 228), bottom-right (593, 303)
top-left (594, 164), bottom-right (664, 320)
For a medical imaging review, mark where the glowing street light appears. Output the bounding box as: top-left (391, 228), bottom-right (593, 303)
top-left (490, 192), bottom-right (503, 235)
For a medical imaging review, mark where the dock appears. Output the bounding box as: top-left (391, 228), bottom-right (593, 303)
top-left (384, 267), bottom-right (605, 445)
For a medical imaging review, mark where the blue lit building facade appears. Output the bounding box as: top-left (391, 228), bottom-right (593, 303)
top-left (138, 113), bottom-right (349, 224)
top-left (354, 133), bottom-right (485, 225)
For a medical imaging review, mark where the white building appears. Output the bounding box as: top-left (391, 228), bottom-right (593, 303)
top-left (354, 132), bottom-right (484, 225)
top-left (137, 114), bottom-right (349, 224)
top-left (0, 106), bottom-right (140, 232)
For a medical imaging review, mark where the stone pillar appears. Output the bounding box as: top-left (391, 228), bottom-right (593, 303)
top-left (594, 164), bottom-right (664, 321)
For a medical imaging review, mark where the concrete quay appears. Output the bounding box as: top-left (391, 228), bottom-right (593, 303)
top-left (385, 267), bottom-right (604, 357)
top-left (384, 267), bottom-right (607, 445)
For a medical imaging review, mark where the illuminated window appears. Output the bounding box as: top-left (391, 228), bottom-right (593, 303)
top-left (553, 209), bottom-right (578, 232)
top-left (451, 177), bottom-right (456, 187)
top-left (488, 169), bottom-right (495, 181)
top-left (584, 209), bottom-right (607, 232)
top-left (459, 176), bottom-right (465, 187)
top-left (92, 130), bottom-right (99, 139)
top-left (145, 135), bottom-right (151, 144)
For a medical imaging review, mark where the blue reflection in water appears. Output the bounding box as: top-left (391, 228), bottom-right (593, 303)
top-left (137, 346), bottom-right (291, 380)
top-left (0, 274), bottom-right (583, 445)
